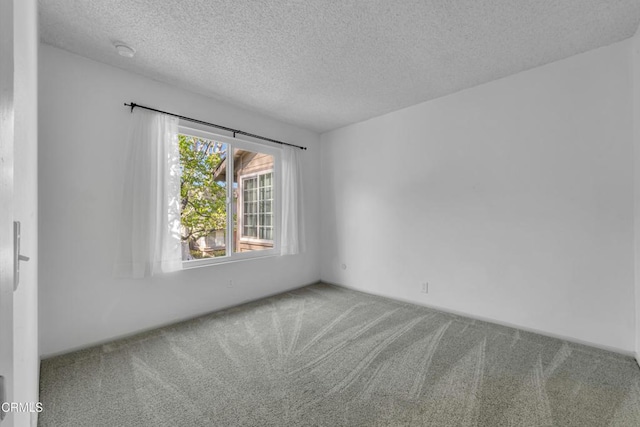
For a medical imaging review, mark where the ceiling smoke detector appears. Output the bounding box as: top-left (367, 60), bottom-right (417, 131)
top-left (114, 42), bottom-right (135, 58)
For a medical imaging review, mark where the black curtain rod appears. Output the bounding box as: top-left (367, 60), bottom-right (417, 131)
top-left (123, 102), bottom-right (307, 150)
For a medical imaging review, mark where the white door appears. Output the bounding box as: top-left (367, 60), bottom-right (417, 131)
top-left (0, 0), bottom-right (15, 425)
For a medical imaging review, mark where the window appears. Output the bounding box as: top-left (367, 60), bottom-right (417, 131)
top-left (178, 127), bottom-right (279, 265)
top-left (241, 172), bottom-right (273, 240)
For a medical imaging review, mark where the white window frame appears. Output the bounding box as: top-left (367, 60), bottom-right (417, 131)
top-left (238, 169), bottom-right (274, 244)
top-left (178, 125), bottom-right (280, 268)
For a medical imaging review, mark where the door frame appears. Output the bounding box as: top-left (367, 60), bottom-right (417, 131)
top-left (0, 0), bottom-right (15, 424)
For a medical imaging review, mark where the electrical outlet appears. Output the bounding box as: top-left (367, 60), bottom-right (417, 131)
top-left (421, 282), bottom-right (429, 294)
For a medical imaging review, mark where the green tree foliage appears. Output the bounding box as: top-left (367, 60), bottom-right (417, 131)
top-left (179, 135), bottom-right (227, 248)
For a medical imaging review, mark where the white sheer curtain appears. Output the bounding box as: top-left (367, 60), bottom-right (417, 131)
top-left (280, 145), bottom-right (306, 255)
top-left (114, 109), bottom-right (182, 278)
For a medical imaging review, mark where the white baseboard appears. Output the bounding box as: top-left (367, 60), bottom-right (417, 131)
top-left (322, 280), bottom-right (636, 359)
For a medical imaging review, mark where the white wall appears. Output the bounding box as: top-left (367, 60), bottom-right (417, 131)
top-left (39, 45), bottom-right (321, 357)
top-left (321, 40), bottom-right (635, 353)
top-left (13, 0), bottom-right (39, 425)
top-left (633, 27), bottom-right (640, 362)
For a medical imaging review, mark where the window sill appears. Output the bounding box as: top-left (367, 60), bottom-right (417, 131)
top-left (181, 251), bottom-right (279, 270)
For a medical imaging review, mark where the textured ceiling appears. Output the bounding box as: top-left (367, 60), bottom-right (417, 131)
top-left (39, 0), bottom-right (640, 133)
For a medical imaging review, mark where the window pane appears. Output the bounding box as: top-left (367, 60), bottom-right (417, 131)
top-left (233, 148), bottom-right (275, 253)
top-left (179, 135), bottom-right (228, 260)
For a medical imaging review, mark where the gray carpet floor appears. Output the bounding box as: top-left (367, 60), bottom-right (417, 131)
top-left (39, 283), bottom-right (640, 426)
